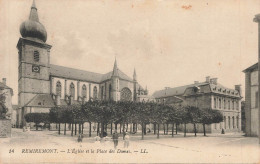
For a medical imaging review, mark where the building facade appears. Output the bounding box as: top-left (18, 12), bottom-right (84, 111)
top-left (0, 78), bottom-right (13, 120)
top-left (0, 78), bottom-right (13, 137)
top-left (243, 63), bottom-right (259, 136)
top-left (153, 76), bottom-right (242, 133)
top-left (17, 1), bottom-right (147, 127)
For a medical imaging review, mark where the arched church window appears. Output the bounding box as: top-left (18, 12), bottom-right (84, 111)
top-left (120, 87), bottom-right (132, 101)
top-left (93, 86), bottom-right (98, 100)
top-left (109, 84), bottom-right (112, 100)
top-left (82, 84), bottom-right (87, 98)
top-left (34, 51), bottom-right (40, 62)
top-left (56, 81), bottom-right (61, 96)
top-left (70, 83), bottom-right (75, 98)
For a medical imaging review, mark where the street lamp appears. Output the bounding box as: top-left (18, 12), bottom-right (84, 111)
top-left (253, 13), bottom-right (260, 143)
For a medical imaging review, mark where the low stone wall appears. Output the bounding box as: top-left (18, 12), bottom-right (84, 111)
top-left (0, 119), bottom-right (11, 138)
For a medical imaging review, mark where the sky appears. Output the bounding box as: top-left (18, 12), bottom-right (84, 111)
top-left (0, 0), bottom-right (260, 104)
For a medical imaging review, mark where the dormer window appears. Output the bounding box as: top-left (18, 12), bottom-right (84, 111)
top-left (34, 51), bottom-right (40, 62)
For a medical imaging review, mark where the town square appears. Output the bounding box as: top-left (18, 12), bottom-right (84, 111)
top-left (0, 0), bottom-right (260, 163)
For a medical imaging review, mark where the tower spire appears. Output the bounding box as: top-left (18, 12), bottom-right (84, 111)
top-left (29, 0), bottom-right (39, 22)
top-left (112, 58), bottom-right (119, 77)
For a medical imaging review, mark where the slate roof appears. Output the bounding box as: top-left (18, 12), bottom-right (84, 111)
top-left (153, 82), bottom-right (208, 98)
top-left (24, 94), bottom-right (55, 108)
top-left (153, 82), bottom-right (241, 98)
top-left (50, 64), bottom-right (133, 83)
top-left (50, 64), bottom-right (103, 83)
top-left (0, 82), bottom-right (13, 96)
top-left (243, 63), bottom-right (258, 73)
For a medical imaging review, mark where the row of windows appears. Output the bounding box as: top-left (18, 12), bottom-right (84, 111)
top-left (213, 97), bottom-right (239, 110)
top-left (56, 81), bottom-right (97, 99)
top-left (219, 116), bottom-right (239, 129)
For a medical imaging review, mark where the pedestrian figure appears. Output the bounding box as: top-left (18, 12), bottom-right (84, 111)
top-left (112, 130), bottom-right (119, 149)
top-left (124, 132), bottom-right (130, 148)
top-left (77, 133), bottom-right (83, 142)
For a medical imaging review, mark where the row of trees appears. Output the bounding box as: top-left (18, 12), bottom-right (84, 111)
top-left (24, 101), bottom-right (223, 139)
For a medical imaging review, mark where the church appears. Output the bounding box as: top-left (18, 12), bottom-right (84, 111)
top-left (16, 1), bottom-right (148, 127)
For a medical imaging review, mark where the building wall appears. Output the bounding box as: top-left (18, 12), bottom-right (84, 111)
top-left (245, 70), bottom-right (259, 136)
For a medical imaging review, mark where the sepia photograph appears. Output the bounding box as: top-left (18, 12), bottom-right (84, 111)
top-left (0, 0), bottom-right (260, 163)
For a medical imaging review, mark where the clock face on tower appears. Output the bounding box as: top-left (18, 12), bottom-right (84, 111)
top-left (32, 65), bottom-right (40, 73)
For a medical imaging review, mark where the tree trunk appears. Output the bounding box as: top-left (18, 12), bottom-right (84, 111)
top-left (71, 123), bottom-right (74, 136)
top-left (79, 123), bottom-right (81, 134)
top-left (58, 123), bottom-right (60, 135)
top-left (82, 123), bottom-right (84, 134)
top-left (176, 124), bottom-right (178, 134)
top-left (167, 124), bottom-right (169, 135)
top-left (141, 123), bottom-right (144, 140)
top-left (111, 123), bottom-right (113, 134)
top-left (203, 124), bottom-right (206, 136)
top-left (36, 123), bottom-right (39, 131)
top-left (184, 123), bottom-right (186, 137)
top-left (69, 123), bottom-right (71, 130)
top-left (144, 124), bottom-right (146, 135)
top-left (64, 123), bottom-right (66, 135)
top-left (101, 123), bottom-right (104, 138)
top-left (130, 123), bottom-right (133, 133)
top-left (163, 124), bottom-right (166, 135)
top-left (172, 123), bottom-right (174, 137)
top-left (97, 123), bottom-right (100, 136)
top-left (120, 124), bottom-right (122, 134)
top-left (115, 123), bottom-right (117, 131)
top-left (123, 124), bottom-right (125, 140)
top-left (157, 123), bottom-right (160, 139)
top-left (154, 123), bottom-right (156, 135)
top-left (105, 124), bottom-right (107, 133)
top-left (89, 122), bottom-right (91, 137)
top-left (194, 123), bottom-right (197, 137)
top-left (75, 123), bottom-right (77, 135)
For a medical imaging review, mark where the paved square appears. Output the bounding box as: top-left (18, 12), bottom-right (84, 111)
top-left (0, 129), bottom-right (259, 163)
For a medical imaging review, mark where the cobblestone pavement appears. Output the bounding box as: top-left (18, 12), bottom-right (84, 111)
top-left (0, 128), bottom-right (259, 163)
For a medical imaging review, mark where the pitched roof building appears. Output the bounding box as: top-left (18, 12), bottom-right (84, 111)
top-left (153, 76), bottom-right (242, 133)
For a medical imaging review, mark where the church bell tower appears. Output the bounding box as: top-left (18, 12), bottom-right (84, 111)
top-left (17, 0), bottom-right (52, 125)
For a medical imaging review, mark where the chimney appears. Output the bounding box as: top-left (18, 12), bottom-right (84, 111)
top-left (2, 78), bottom-right (6, 85)
top-left (235, 85), bottom-right (242, 96)
top-left (210, 78), bottom-right (218, 85)
top-left (56, 95), bottom-right (61, 106)
top-left (206, 76), bottom-right (210, 83)
top-left (194, 81), bottom-right (199, 84)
